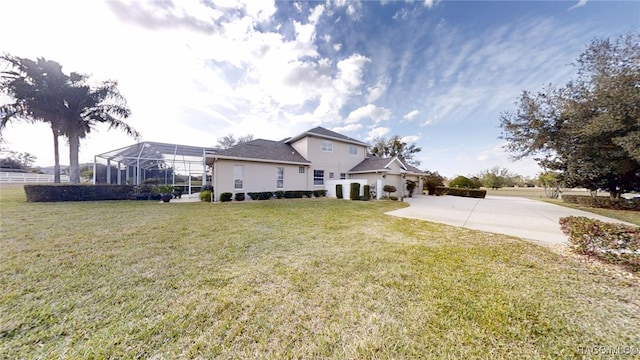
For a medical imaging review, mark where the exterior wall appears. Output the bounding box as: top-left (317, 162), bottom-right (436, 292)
top-left (325, 179), bottom-right (368, 198)
top-left (290, 137), bottom-right (309, 159)
top-left (292, 136), bottom-right (367, 188)
top-left (213, 159), bottom-right (309, 198)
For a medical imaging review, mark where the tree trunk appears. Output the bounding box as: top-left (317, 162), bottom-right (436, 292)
top-left (51, 126), bottom-right (61, 184)
top-left (68, 127), bottom-right (81, 184)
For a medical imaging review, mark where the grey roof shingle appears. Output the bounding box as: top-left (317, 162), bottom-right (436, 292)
top-left (349, 156), bottom-right (426, 174)
top-left (349, 157), bottom-right (400, 172)
top-left (287, 126), bottom-right (369, 146)
top-left (214, 139), bottom-right (310, 164)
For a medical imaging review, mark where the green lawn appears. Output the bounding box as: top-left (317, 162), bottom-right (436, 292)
top-left (1, 185), bottom-right (639, 358)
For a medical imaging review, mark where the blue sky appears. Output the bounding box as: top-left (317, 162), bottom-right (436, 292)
top-left (0, 0), bottom-right (638, 177)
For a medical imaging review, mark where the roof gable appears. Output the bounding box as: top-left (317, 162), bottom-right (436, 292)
top-left (349, 156), bottom-right (426, 174)
top-left (349, 156), bottom-right (405, 173)
top-left (286, 126), bottom-right (368, 146)
top-left (213, 139), bottom-right (310, 164)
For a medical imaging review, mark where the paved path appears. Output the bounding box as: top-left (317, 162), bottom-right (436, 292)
top-left (386, 195), bottom-right (634, 245)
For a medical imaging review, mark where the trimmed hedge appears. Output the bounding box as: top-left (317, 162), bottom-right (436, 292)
top-left (363, 185), bottom-right (370, 201)
top-left (562, 195), bottom-right (640, 211)
top-left (336, 184), bottom-right (343, 199)
top-left (248, 192), bottom-right (273, 200)
top-left (25, 185), bottom-right (134, 202)
top-left (235, 193), bottom-right (245, 201)
top-left (313, 190), bottom-right (327, 197)
top-left (220, 192), bottom-right (233, 202)
top-left (560, 216), bottom-right (640, 272)
top-left (434, 186), bottom-right (486, 199)
top-left (284, 190), bottom-right (313, 198)
top-left (350, 183), bottom-right (361, 200)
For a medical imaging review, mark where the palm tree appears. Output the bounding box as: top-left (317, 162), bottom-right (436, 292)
top-left (0, 55), bottom-right (68, 182)
top-left (59, 75), bottom-right (139, 184)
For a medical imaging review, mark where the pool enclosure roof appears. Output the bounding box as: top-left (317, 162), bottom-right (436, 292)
top-left (95, 141), bottom-right (218, 170)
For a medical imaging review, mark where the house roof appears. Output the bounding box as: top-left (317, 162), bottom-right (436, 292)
top-left (349, 156), bottom-right (426, 174)
top-left (286, 126), bottom-right (369, 146)
top-left (404, 163), bottom-right (426, 174)
top-left (349, 156), bottom-right (405, 173)
top-left (209, 139), bottom-right (311, 165)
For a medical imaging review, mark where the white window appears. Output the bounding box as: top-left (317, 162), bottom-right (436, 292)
top-left (233, 165), bottom-right (244, 189)
top-left (340, 173), bottom-right (346, 180)
top-left (299, 166), bottom-right (305, 174)
top-left (276, 167), bottom-right (284, 188)
top-left (313, 170), bottom-right (324, 185)
top-left (329, 172), bottom-right (335, 179)
top-left (321, 140), bottom-right (333, 152)
top-left (349, 145), bottom-right (358, 155)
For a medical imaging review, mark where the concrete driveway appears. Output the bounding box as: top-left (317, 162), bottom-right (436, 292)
top-left (386, 195), bottom-right (633, 245)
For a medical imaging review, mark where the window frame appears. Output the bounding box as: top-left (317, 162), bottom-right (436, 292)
top-left (276, 167), bottom-right (284, 189)
top-left (321, 140), bottom-right (333, 152)
top-left (313, 169), bottom-right (324, 186)
top-left (233, 165), bottom-right (244, 190)
top-left (348, 145), bottom-right (358, 156)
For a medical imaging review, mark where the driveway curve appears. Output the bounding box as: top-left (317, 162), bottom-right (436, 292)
top-left (386, 195), bottom-right (633, 245)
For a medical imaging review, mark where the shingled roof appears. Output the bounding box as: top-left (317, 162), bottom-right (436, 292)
top-left (349, 156), bottom-right (426, 174)
top-left (286, 126), bottom-right (369, 146)
top-left (212, 139), bottom-right (310, 164)
top-left (349, 157), bottom-right (405, 173)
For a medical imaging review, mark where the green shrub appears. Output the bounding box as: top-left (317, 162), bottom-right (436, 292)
top-left (448, 176), bottom-right (479, 189)
top-left (199, 190), bottom-right (212, 202)
top-left (235, 193), bottom-right (245, 201)
top-left (406, 180), bottom-right (417, 197)
top-left (389, 196), bottom-right (399, 201)
top-left (350, 183), bottom-right (361, 200)
top-left (434, 186), bottom-right (448, 196)
top-left (336, 184), bottom-right (343, 199)
top-left (382, 185), bottom-right (396, 197)
top-left (24, 185), bottom-right (134, 202)
top-left (313, 190), bottom-right (327, 197)
top-left (247, 192), bottom-right (273, 200)
top-left (220, 192), bottom-right (233, 202)
top-left (561, 194), bottom-right (579, 204)
top-left (565, 195), bottom-right (640, 210)
top-left (560, 216), bottom-right (640, 272)
top-left (274, 191), bottom-right (285, 199)
top-left (434, 187), bottom-right (486, 199)
top-left (201, 184), bottom-right (213, 192)
top-left (283, 191), bottom-right (310, 198)
top-left (363, 185), bottom-right (370, 201)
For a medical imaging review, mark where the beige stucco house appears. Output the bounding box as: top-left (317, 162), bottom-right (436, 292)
top-left (206, 127), bottom-right (425, 201)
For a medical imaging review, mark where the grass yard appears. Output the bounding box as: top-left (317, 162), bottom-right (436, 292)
top-left (1, 184), bottom-right (639, 358)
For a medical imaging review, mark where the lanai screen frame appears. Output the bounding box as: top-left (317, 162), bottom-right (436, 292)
top-left (93, 141), bottom-right (217, 194)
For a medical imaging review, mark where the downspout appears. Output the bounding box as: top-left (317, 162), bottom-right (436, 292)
top-left (92, 156), bottom-right (97, 184)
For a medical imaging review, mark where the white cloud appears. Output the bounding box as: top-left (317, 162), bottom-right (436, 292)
top-left (424, 0), bottom-right (435, 8)
top-left (403, 110), bottom-right (420, 120)
top-left (332, 123), bottom-right (363, 133)
top-left (402, 135), bottom-right (421, 143)
top-left (333, 43), bottom-right (342, 51)
top-left (346, 104), bottom-right (392, 124)
top-left (569, 0), bottom-right (588, 11)
top-left (366, 127), bottom-right (391, 141)
top-left (309, 4), bottom-right (325, 24)
top-left (366, 81), bottom-right (387, 103)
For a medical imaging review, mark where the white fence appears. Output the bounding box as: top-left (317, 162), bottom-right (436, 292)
top-left (0, 172), bottom-right (70, 183)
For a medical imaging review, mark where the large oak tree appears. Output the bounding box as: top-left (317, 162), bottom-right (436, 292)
top-left (500, 33), bottom-right (640, 198)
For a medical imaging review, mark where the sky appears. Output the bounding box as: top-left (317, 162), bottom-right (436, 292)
top-left (0, 0), bottom-right (638, 178)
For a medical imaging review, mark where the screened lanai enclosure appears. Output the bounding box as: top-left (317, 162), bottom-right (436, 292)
top-left (93, 142), bottom-right (217, 196)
